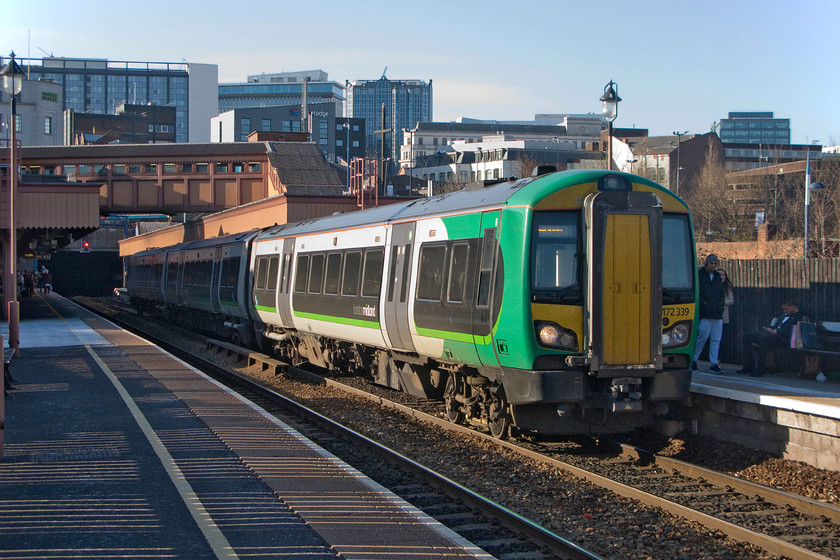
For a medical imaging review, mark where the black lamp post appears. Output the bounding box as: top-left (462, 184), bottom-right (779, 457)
top-left (804, 141), bottom-right (824, 257)
top-left (1, 51), bottom-right (23, 356)
top-left (672, 130), bottom-right (688, 195)
top-left (600, 80), bottom-right (621, 170)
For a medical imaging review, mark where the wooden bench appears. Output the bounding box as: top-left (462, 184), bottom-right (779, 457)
top-left (756, 321), bottom-right (840, 378)
top-left (792, 321), bottom-right (840, 377)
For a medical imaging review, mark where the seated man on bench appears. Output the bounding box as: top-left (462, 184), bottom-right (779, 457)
top-left (738, 299), bottom-right (805, 377)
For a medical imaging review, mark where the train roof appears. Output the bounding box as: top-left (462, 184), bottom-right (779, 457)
top-left (255, 175), bottom-right (541, 241)
top-left (254, 169), bottom-right (684, 241)
top-left (129, 229), bottom-right (260, 258)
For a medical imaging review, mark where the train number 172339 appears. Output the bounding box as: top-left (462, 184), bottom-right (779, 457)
top-left (663, 306), bottom-right (692, 318)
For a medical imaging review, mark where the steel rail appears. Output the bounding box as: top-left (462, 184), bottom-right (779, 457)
top-left (279, 362), bottom-right (836, 560)
top-left (621, 444), bottom-right (840, 524)
top-left (88, 304), bottom-right (602, 560)
top-left (86, 300), bottom-right (834, 560)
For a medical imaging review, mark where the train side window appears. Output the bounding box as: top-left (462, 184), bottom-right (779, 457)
top-left (220, 257), bottom-right (238, 288)
top-left (255, 256), bottom-right (269, 290)
top-left (361, 248), bottom-right (384, 298)
top-left (198, 260), bottom-right (212, 287)
top-left (324, 253), bottom-right (342, 295)
top-left (280, 254), bottom-right (291, 293)
top-left (477, 228), bottom-right (496, 307)
top-left (308, 254), bottom-right (325, 294)
top-left (447, 243), bottom-right (469, 303)
top-left (267, 256), bottom-right (279, 290)
top-left (220, 257), bottom-right (239, 303)
top-left (417, 244), bottom-right (447, 301)
top-left (294, 255), bottom-right (309, 293)
top-left (400, 243), bottom-right (412, 303)
top-left (342, 251), bottom-right (362, 296)
top-left (387, 245), bottom-right (399, 302)
top-left (166, 261), bottom-right (177, 288)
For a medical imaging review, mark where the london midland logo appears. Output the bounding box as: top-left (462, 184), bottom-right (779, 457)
top-left (353, 304), bottom-right (377, 318)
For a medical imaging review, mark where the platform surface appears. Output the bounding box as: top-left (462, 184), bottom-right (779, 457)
top-left (691, 360), bottom-right (840, 420)
top-left (0, 294), bottom-right (489, 560)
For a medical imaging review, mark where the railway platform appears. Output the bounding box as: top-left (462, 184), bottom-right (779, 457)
top-left (684, 361), bottom-right (840, 471)
top-left (0, 293), bottom-right (490, 560)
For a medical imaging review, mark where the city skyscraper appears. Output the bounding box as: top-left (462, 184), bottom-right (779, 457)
top-left (346, 74), bottom-right (432, 171)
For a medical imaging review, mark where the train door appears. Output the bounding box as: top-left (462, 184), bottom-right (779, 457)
top-left (211, 247), bottom-right (222, 312)
top-left (584, 191), bottom-right (662, 374)
top-left (383, 222), bottom-right (416, 352)
top-left (276, 238), bottom-right (295, 325)
top-left (474, 211), bottom-right (501, 366)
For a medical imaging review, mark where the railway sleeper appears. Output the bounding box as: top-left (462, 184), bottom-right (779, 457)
top-left (718, 508), bottom-right (795, 518)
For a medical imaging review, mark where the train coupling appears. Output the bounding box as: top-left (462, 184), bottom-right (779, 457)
top-left (608, 377), bottom-right (643, 413)
top-left (565, 355), bottom-right (588, 367)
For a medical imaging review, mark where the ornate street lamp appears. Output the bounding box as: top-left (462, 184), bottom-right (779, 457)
top-left (600, 80), bottom-right (621, 170)
top-left (1, 52), bottom-right (23, 356)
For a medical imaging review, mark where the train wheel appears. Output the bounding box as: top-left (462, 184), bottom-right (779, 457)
top-left (444, 375), bottom-right (464, 424)
top-left (488, 393), bottom-right (511, 439)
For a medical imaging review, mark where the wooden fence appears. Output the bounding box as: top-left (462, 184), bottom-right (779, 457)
top-left (702, 258), bottom-right (840, 364)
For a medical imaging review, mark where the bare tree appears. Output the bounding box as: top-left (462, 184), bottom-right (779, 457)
top-left (514, 153), bottom-right (540, 179)
top-left (808, 158), bottom-right (840, 256)
top-left (684, 143), bottom-right (741, 241)
top-left (434, 180), bottom-right (466, 195)
top-left (631, 145), bottom-right (663, 184)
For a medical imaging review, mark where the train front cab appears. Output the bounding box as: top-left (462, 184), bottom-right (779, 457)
top-left (507, 172), bottom-right (695, 434)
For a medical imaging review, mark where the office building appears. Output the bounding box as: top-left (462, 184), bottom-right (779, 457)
top-left (4, 55), bottom-right (219, 143)
top-left (721, 142), bottom-right (820, 171)
top-left (210, 104), bottom-right (365, 163)
top-left (347, 74), bottom-right (432, 171)
top-left (0, 76), bottom-right (63, 146)
top-left (401, 116), bottom-right (602, 183)
top-left (719, 112), bottom-right (790, 145)
top-left (219, 70), bottom-right (345, 116)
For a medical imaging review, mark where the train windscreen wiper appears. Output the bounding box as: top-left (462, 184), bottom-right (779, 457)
top-left (532, 284), bottom-right (581, 303)
top-left (662, 287), bottom-right (685, 304)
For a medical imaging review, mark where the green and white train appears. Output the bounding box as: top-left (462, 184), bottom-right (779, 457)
top-left (126, 169), bottom-right (697, 437)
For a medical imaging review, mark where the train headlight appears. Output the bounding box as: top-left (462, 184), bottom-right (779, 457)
top-left (535, 321), bottom-right (578, 351)
top-left (598, 174), bottom-right (632, 191)
top-left (662, 322), bottom-right (691, 348)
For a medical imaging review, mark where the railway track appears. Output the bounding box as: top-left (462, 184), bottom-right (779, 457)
top-left (83, 297), bottom-right (840, 560)
top-left (86, 298), bottom-right (600, 560)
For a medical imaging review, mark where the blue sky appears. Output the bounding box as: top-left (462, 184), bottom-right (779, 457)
top-left (2, 0), bottom-right (837, 145)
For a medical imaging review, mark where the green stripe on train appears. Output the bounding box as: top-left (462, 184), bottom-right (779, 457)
top-left (293, 311), bottom-right (380, 329)
top-left (255, 305), bottom-right (277, 313)
top-left (415, 326), bottom-right (491, 346)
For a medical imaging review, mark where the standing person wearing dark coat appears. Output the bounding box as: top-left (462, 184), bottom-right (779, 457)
top-left (693, 254), bottom-right (726, 373)
top-left (738, 300), bottom-right (804, 377)
top-left (42, 269), bottom-right (52, 294)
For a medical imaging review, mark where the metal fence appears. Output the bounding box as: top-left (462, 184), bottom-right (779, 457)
top-left (704, 258), bottom-right (840, 364)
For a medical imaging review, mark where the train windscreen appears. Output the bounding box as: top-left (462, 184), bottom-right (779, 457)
top-left (530, 211), bottom-right (582, 303)
top-left (662, 214), bottom-right (695, 303)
